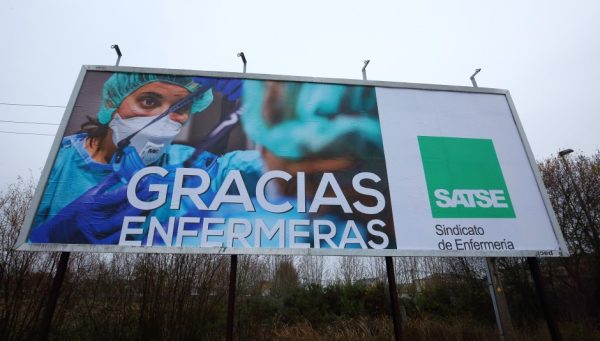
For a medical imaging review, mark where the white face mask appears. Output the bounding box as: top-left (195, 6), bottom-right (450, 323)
top-left (109, 113), bottom-right (183, 165)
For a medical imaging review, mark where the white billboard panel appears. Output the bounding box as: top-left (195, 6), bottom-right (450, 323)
top-left (377, 89), bottom-right (563, 256)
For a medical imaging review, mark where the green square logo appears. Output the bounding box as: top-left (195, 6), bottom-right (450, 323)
top-left (418, 136), bottom-right (515, 218)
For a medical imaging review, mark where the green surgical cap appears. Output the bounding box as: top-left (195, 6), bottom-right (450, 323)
top-left (241, 80), bottom-right (384, 160)
top-left (97, 73), bottom-right (213, 125)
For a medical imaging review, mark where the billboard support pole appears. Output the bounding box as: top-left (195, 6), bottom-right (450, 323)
top-left (40, 47), bottom-right (124, 340)
top-left (470, 68), bottom-right (515, 341)
top-left (385, 256), bottom-right (403, 341)
top-left (225, 52), bottom-right (247, 341)
top-left (527, 257), bottom-right (563, 341)
top-left (363, 60), bottom-right (403, 341)
top-left (38, 251), bottom-right (70, 341)
top-left (226, 253), bottom-right (238, 341)
top-left (483, 258), bottom-right (504, 340)
top-left (484, 257), bottom-right (515, 340)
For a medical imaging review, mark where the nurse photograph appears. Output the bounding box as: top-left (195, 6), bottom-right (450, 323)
top-left (28, 73), bottom-right (262, 244)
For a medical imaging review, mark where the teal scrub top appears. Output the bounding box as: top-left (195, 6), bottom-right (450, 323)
top-left (32, 133), bottom-right (263, 230)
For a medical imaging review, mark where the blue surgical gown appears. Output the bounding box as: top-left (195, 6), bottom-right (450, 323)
top-left (31, 133), bottom-right (263, 239)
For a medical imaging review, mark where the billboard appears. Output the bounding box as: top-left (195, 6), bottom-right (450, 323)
top-left (16, 66), bottom-right (568, 257)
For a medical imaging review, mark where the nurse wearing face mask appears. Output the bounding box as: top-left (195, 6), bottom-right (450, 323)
top-left (107, 82), bottom-right (194, 165)
top-left (29, 73), bottom-right (262, 244)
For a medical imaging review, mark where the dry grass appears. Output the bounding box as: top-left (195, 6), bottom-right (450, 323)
top-left (268, 316), bottom-right (600, 341)
top-left (272, 317), bottom-right (392, 340)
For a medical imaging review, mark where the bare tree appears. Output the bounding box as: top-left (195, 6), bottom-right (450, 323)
top-left (337, 256), bottom-right (365, 285)
top-left (0, 177), bottom-right (59, 339)
top-left (537, 151), bottom-right (600, 317)
top-left (363, 257), bottom-right (386, 283)
top-left (271, 255), bottom-right (299, 295)
top-left (296, 255), bottom-right (326, 286)
top-left (540, 152), bottom-right (600, 256)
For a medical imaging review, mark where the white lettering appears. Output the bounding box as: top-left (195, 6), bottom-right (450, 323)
top-left (255, 219), bottom-right (285, 248)
top-left (128, 167), bottom-right (168, 210)
top-left (175, 217), bottom-right (200, 246)
top-left (227, 218), bottom-right (252, 248)
top-left (147, 216), bottom-right (175, 246)
top-left (170, 168), bottom-right (211, 210)
top-left (434, 189), bottom-right (452, 208)
top-left (255, 170), bottom-right (293, 213)
top-left (489, 189), bottom-right (509, 208)
top-left (313, 220), bottom-right (337, 248)
top-left (209, 170), bottom-right (255, 211)
top-left (435, 189), bottom-right (510, 209)
top-left (201, 217), bottom-right (225, 247)
top-left (339, 220), bottom-right (367, 249)
top-left (352, 172), bottom-right (385, 214)
top-left (367, 219), bottom-right (389, 249)
top-left (119, 216), bottom-right (146, 246)
top-left (309, 173), bottom-right (352, 214)
top-left (289, 219), bottom-right (311, 248)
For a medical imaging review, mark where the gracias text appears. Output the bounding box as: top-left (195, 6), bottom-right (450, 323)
top-left (119, 167), bottom-right (390, 249)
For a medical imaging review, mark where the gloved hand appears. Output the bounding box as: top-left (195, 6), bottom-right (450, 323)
top-left (147, 152), bottom-right (221, 246)
top-left (193, 77), bottom-right (242, 101)
top-left (172, 151), bottom-right (220, 213)
top-left (112, 145), bottom-right (146, 182)
top-left (28, 174), bottom-right (155, 245)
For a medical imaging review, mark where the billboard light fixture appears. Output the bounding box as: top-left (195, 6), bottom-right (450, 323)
top-left (362, 60), bottom-right (370, 80)
top-left (237, 52), bottom-right (247, 73)
top-left (111, 45), bottom-right (122, 66)
top-left (558, 149), bottom-right (574, 157)
top-left (470, 68), bottom-right (482, 87)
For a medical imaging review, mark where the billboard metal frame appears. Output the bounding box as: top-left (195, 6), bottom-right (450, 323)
top-left (16, 65), bottom-right (569, 257)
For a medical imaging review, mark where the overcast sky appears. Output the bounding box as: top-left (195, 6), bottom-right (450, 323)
top-left (1, 0), bottom-right (598, 190)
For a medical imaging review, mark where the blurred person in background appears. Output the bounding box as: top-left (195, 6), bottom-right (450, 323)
top-left (228, 80), bottom-right (397, 249)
